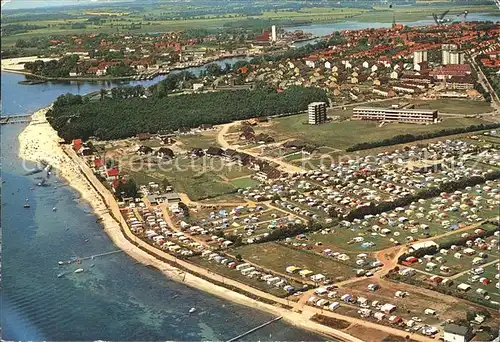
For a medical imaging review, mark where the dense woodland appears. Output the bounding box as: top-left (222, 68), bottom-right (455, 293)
top-left (47, 85), bottom-right (328, 141)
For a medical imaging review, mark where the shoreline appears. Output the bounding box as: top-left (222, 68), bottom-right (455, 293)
top-left (17, 108), bottom-right (365, 342)
top-left (1, 53), bottom-right (255, 83)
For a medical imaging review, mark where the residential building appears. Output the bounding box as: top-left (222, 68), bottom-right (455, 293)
top-left (271, 25), bottom-right (277, 42)
top-left (442, 44), bottom-right (458, 65)
top-left (308, 102), bottom-right (327, 125)
top-left (443, 324), bottom-right (473, 342)
top-left (353, 106), bottom-right (438, 124)
top-left (413, 50), bottom-right (428, 66)
top-left (449, 51), bottom-right (466, 65)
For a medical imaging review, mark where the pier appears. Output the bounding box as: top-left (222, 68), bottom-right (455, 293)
top-left (0, 115), bottom-right (32, 125)
top-left (59, 249), bottom-right (124, 264)
top-left (226, 316), bottom-right (282, 342)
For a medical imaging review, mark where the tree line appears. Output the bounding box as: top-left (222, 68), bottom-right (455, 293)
top-left (346, 123), bottom-right (500, 152)
top-left (24, 55), bottom-right (79, 78)
top-left (46, 85), bottom-right (328, 141)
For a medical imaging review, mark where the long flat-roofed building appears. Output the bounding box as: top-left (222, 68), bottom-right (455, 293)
top-left (353, 106), bottom-right (438, 124)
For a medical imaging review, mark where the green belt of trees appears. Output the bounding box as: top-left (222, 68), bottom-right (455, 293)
top-left (346, 123), bottom-right (500, 152)
top-left (47, 85), bottom-right (328, 141)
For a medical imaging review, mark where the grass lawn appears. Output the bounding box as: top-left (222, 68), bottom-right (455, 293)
top-left (264, 115), bottom-right (490, 150)
top-left (453, 261), bottom-right (500, 301)
top-left (235, 242), bottom-right (355, 281)
top-left (231, 177), bottom-right (261, 189)
top-left (175, 132), bottom-right (219, 150)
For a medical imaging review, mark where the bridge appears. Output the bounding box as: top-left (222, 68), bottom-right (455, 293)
top-left (0, 115), bottom-right (32, 125)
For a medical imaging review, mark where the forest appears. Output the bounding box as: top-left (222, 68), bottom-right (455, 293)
top-left (46, 85), bottom-right (328, 141)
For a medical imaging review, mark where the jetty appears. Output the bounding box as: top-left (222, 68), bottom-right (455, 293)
top-left (226, 316), bottom-right (282, 342)
top-left (0, 115), bottom-right (32, 125)
top-left (59, 250), bottom-right (123, 264)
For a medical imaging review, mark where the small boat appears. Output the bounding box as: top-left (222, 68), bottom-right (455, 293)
top-left (74, 268), bottom-right (84, 273)
top-left (57, 272), bottom-right (65, 278)
top-left (84, 239), bottom-right (89, 243)
top-left (23, 203), bottom-right (30, 208)
top-left (58, 261), bottom-right (64, 265)
top-left (52, 207), bottom-right (57, 212)
top-left (189, 307), bottom-right (196, 314)
top-left (90, 264), bottom-right (95, 268)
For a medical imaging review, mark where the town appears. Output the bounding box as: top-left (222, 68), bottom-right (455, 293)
top-left (2, 21), bottom-right (499, 103)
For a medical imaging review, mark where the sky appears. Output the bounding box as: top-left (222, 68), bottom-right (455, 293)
top-left (1, 0), bottom-right (125, 10)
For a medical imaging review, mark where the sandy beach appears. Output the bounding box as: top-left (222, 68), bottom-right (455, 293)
top-left (2, 56), bottom-right (57, 72)
top-left (17, 109), bottom-right (433, 342)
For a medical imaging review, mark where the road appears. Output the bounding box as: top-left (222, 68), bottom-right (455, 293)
top-left (469, 53), bottom-right (500, 112)
top-left (216, 121), bottom-right (306, 173)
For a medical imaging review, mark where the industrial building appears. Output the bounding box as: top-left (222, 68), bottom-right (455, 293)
top-left (308, 102), bottom-right (327, 125)
top-left (353, 105), bottom-right (438, 124)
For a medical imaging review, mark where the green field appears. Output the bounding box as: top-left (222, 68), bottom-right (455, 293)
top-left (235, 242), bottom-right (355, 281)
top-left (121, 155), bottom-right (253, 200)
top-left (176, 133), bottom-right (219, 150)
top-left (231, 177), bottom-right (260, 189)
top-left (2, 3), bottom-right (497, 47)
top-left (264, 115), bottom-right (489, 151)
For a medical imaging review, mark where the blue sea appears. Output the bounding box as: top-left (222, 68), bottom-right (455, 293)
top-left (0, 70), bottom-right (326, 341)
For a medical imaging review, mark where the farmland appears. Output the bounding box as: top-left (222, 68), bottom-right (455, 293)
top-left (2, 1), bottom-right (497, 47)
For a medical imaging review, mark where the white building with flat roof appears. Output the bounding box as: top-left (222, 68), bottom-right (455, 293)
top-left (353, 107), bottom-right (438, 124)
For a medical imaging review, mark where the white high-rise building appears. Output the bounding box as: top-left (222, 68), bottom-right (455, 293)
top-left (442, 44), bottom-right (458, 65)
top-left (413, 50), bottom-right (427, 66)
top-left (449, 51), bottom-right (465, 65)
top-left (271, 25), bottom-right (277, 42)
top-left (308, 102), bottom-right (327, 125)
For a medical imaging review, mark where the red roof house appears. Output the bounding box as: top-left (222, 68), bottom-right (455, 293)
top-left (106, 168), bottom-right (119, 177)
top-left (94, 158), bottom-right (105, 169)
top-left (72, 139), bottom-right (82, 152)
